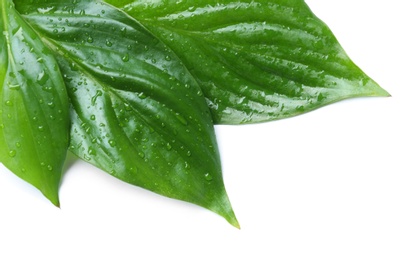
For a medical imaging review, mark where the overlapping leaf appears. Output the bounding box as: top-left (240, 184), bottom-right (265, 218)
top-left (1, 0), bottom-right (389, 227)
top-left (15, 0), bottom-right (238, 227)
top-left (106, 0), bottom-right (389, 124)
top-left (0, 0), bottom-right (69, 206)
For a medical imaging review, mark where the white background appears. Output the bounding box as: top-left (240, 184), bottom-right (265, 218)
top-left (1, 1), bottom-right (410, 259)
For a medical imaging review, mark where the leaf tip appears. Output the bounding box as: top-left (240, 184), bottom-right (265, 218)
top-left (372, 84), bottom-right (391, 98)
top-left (208, 190), bottom-right (240, 229)
top-left (216, 207), bottom-right (241, 229)
top-left (230, 217), bottom-right (241, 230)
top-left (42, 190), bottom-right (60, 208)
top-left (361, 77), bottom-right (391, 98)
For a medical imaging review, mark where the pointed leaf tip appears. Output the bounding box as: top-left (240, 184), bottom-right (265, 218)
top-left (107, 0), bottom-right (391, 124)
top-left (370, 81), bottom-right (391, 97)
top-left (45, 191), bottom-right (60, 208)
top-left (1, 0), bottom-right (69, 205)
top-left (207, 189), bottom-right (240, 228)
top-left (17, 0), bottom-right (235, 226)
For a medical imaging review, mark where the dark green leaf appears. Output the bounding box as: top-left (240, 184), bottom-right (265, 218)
top-left (17, 0), bottom-right (238, 227)
top-left (0, 0), bottom-right (69, 206)
top-left (106, 0), bottom-right (390, 124)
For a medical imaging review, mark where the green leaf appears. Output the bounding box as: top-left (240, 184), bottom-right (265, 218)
top-left (106, 0), bottom-right (390, 124)
top-left (0, 0), bottom-right (69, 206)
top-left (17, 0), bottom-right (238, 227)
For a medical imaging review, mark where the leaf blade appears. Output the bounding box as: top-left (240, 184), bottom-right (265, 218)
top-left (0, 0), bottom-right (69, 206)
top-left (107, 0), bottom-right (389, 124)
top-left (17, 0), bottom-right (238, 226)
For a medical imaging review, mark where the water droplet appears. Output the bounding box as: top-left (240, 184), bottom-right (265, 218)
top-left (91, 90), bottom-right (103, 105)
top-left (175, 113), bottom-right (188, 125)
top-left (47, 165), bottom-right (53, 171)
top-left (105, 40), bottom-right (113, 47)
top-left (138, 92), bottom-right (147, 99)
top-left (8, 150), bottom-right (16, 157)
top-left (165, 55), bottom-right (172, 61)
top-left (87, 36), bottom-right (93, 43)
top-left (317, 93), bottom-right (326, 102)
top-left (138, 152), bottom-right (145, 158)
top-left (8, 83), bottom-right (21, 90)
top-left (296, 105), bottom-right (304, 112)
top-left (37, 6), bottom-right (56, 14)
top-left (90, 115), bottom-right (96, 120)
top-left (184, 161), bottom-right (191, 169)
top-left (38, 125), bottom-right (44, 132)
top-left (108, 140), bottom-right (116, 147)
top-left (166, 143), bottom-right (172, 151)
top-left (122, 53), bottom-right (129, 62)
top-left (5, 100), bottom-right (13, 106)
top-left (37, 70), bottom-right (49, 85)
top-left (88, 147), bottom-right (96, 155)
top-left (186, 151), bottom-right (192, 157)
top-left (124, 103), bottom-right (132, 111)
top-left (204, 173), bottom-right (213, 181)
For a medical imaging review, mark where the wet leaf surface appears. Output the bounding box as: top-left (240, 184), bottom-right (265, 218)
top-left (107, 0), bottom-right (389, 124)
top-left (0, 0), bottom-right (69, 206)
top-left (15, 0), bottom-right (238, 226)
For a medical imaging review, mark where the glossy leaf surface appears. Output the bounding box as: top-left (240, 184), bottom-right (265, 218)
top-left (0, 0), bottom-right (69, 206)
top-left (16, 0), bottom-right (238, 227)
top-left (107, 0), bottom-right (390, 124)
